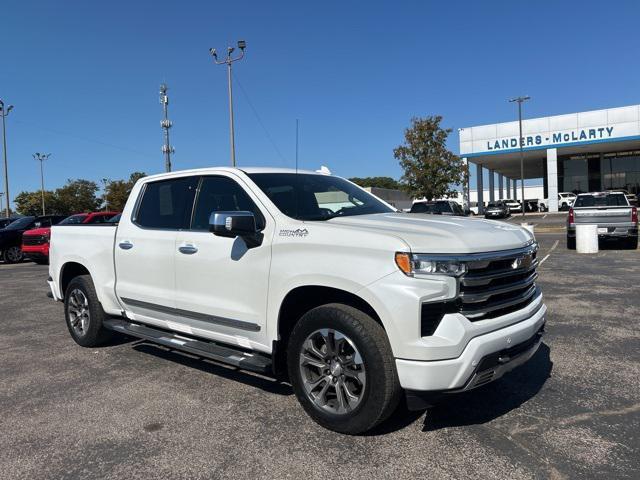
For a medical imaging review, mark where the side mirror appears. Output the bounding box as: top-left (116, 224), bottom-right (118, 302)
top-left (209, 211), bottom-right (263, 248)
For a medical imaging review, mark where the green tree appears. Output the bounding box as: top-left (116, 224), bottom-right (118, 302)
top-left (54, 179), bottom-right (101, 214)
top-left (14, 190), bottom-right (60, 216)
top-left (104, 171), bottom-right (146, 211)
top-left (348, 176), bottom-right (401, 190)
top-left (394, 116), bottom-right (467, 200)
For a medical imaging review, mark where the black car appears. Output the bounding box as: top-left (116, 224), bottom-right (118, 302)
top-left (484, 201), bottom-right (510, 219)
top-left (0, 215), bottom-right (66, 264)
top-left (410, 200), bottom-right (466, 216)
top-left (0, 217), bottom-right (21, 229)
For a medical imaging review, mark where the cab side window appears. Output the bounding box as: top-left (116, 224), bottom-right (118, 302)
top-left (191, 176), bottom-right (265, 231)
top-left (135, 176), bottom-right (198, 229)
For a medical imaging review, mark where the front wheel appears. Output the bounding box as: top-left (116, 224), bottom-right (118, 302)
top-left (3, 246), bottom-right (24, 264)
top-left (64, 275), bottom-right (113, 347)
top-left (287, 303), bottom-right (401, 434)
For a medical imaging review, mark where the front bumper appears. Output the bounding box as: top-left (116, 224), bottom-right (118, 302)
top-left (22, 243), bottom-right (49, 258)
top-left (395, 299), bottom-right (546, 392)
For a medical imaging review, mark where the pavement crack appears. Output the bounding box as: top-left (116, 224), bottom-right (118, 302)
top-left (510, 402), bottom-right (640, 436)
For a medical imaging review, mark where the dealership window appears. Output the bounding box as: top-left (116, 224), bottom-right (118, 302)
top-left (558, 150), bottom-right (640, 195)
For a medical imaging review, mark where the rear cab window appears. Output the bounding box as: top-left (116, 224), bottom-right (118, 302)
top-left (574, 193), bottom-right (629, 208)
top-left (134, 176), bottom-right (199, 229)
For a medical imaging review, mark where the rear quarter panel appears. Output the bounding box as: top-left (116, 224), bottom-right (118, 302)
top-left (49, 225), bottom-right (121, 314)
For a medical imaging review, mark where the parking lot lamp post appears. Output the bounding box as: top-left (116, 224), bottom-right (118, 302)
top-left (1, 100), bottom-right (13, 218)
top-left (33, 153), bottom-right (50, 215)
top-left (210, 40), bottom-right (246, 167)
top-left (509, 96), bottom-right (530, 218)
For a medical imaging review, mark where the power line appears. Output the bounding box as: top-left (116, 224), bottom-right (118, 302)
top-left (231, 71), bottom-right (289, 166)
top-left (13, 119), bottom-right (157, 160)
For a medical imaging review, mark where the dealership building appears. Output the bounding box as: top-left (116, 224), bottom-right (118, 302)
top-left (459, 104), bottom-right (640, 212)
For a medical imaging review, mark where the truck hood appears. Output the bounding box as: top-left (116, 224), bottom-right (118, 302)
top-left (327, 213), bottom-right (533, 253)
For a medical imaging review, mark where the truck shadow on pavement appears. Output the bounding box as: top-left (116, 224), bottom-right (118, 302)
top-left (367, 343), bottom-right (553, 436)
top-left (132, 342), bottom-right (294, 396)
top-left (421, 343), bottom-right (553, 431)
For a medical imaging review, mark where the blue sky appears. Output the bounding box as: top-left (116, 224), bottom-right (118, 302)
top-left (2, 0), bottom-right (640, 208)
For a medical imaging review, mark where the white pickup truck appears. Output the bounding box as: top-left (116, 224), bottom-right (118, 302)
top-left (49, 167), bottom-right (546, 434)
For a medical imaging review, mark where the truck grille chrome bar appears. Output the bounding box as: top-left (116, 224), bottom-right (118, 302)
top-left (458, 244), bottom-right (539, 321)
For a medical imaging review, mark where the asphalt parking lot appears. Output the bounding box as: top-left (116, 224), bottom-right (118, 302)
top-left (1, 232), bottom-right (638, 480)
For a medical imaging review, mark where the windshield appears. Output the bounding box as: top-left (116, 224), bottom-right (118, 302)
top-left (574, 193), bottom-right (629, 208)
top-left (58, 214), bottom-right (87, 225)
top-left (3, 216), bottom-right (35, 230)
top-left (247, 173), bottom-right (394, 221)
top-left (410, 202), bottom-right (450, 214)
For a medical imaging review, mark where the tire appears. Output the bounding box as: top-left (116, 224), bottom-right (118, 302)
top-left (64, 275), bottom-right (113, 347)
top-left (3, 246), bottom-right (24, 264)
top-left (627, 237), bottom-right (638, 250)
top-left (287, 303), bottom-right (401, 434)
top-left (567, 236), bottom-right (576, 250)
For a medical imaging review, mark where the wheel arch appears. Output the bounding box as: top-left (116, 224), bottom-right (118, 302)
top-left (273, 285), bottom-right (384, 378)
top-left (59, 261), bottom-right (91, 298)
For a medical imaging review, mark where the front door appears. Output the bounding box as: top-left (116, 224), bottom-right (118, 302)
top-left (174, 174), bottom-right (273, 350)
top-left (115, 175), bottom-right (198, 323)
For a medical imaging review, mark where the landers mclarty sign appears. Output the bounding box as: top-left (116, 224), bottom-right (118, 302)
top-left (487, 126), bottom-right (615, 152)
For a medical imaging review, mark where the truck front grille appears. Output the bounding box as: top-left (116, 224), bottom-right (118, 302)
top-left (458, 243), bottom-right (539, 321)
top-left (23, 235), bottom-right (47, 246)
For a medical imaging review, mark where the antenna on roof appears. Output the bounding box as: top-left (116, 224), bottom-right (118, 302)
top-left (295, 119), bottom-right (299, 173)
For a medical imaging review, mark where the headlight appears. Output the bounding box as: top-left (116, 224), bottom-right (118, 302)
top-left (395, 252), bottom-right (467, 277)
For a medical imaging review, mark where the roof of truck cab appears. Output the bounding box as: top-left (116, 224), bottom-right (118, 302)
top-left (140, 166), bottom-right (326, 182)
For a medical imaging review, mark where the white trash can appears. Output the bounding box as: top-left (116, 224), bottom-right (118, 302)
top-left (576, 224), bottom-right (598, 253)
top-left (521, 223), bottom-right (535, 238)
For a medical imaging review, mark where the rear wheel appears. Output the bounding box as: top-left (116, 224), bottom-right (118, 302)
top-left (567, 236), bottom-right (576, 250)
top-left (64, 275), bottom-right (113, 347)
top-left (3, 246), bottom-right (23, 264)
top-left (627, 237), bottom-right (638, 250)
top-left (287, 303), bottom-right (400, 434)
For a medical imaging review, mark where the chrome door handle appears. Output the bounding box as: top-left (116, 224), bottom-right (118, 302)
top-left (119, 241), bottom-right (133, 250)
top-left (178, 245), bottom-right (198, 255)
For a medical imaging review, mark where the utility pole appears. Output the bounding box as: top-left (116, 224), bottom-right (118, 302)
top-left (159, 84), bottom-right (174, 172)
top-left (509, 95), bottom-right (530, 218)
top-left (33, 153), bottom-right (50, 215)
top-left (1, 99), bottom-right (14, 218)
top-left (210, 40), bottom-right (246, 167)
top-left (101, 178), bottom-right (109, 211)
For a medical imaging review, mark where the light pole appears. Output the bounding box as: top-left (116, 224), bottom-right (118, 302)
top-left (509, 95), bottom-right (530, 218)
top-left (101, 178), bottom-right (109, 211)
top-left (1, 99), bottom-right (14, 218)
top-left (210, 40), bottom-right (246, 167)
top-left (159, 84), bottom-right (174, 172)
top-left (33, 153), bottom-right (50, 215)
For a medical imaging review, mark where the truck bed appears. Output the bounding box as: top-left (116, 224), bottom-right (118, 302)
top-left (49, 224), bottom-right (119, 308)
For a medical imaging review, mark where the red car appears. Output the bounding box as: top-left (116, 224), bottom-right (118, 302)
top-left (22, 212), bottom-right (120, 264)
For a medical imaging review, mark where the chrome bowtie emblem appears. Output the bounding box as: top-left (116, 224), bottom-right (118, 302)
top-left (511, 257), bottom-right (522, 269)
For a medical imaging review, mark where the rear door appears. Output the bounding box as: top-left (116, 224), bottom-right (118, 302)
top-left (173, 174), bottom-right (273, 348)
top-left (115, 176), bottom-right (198, 322)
